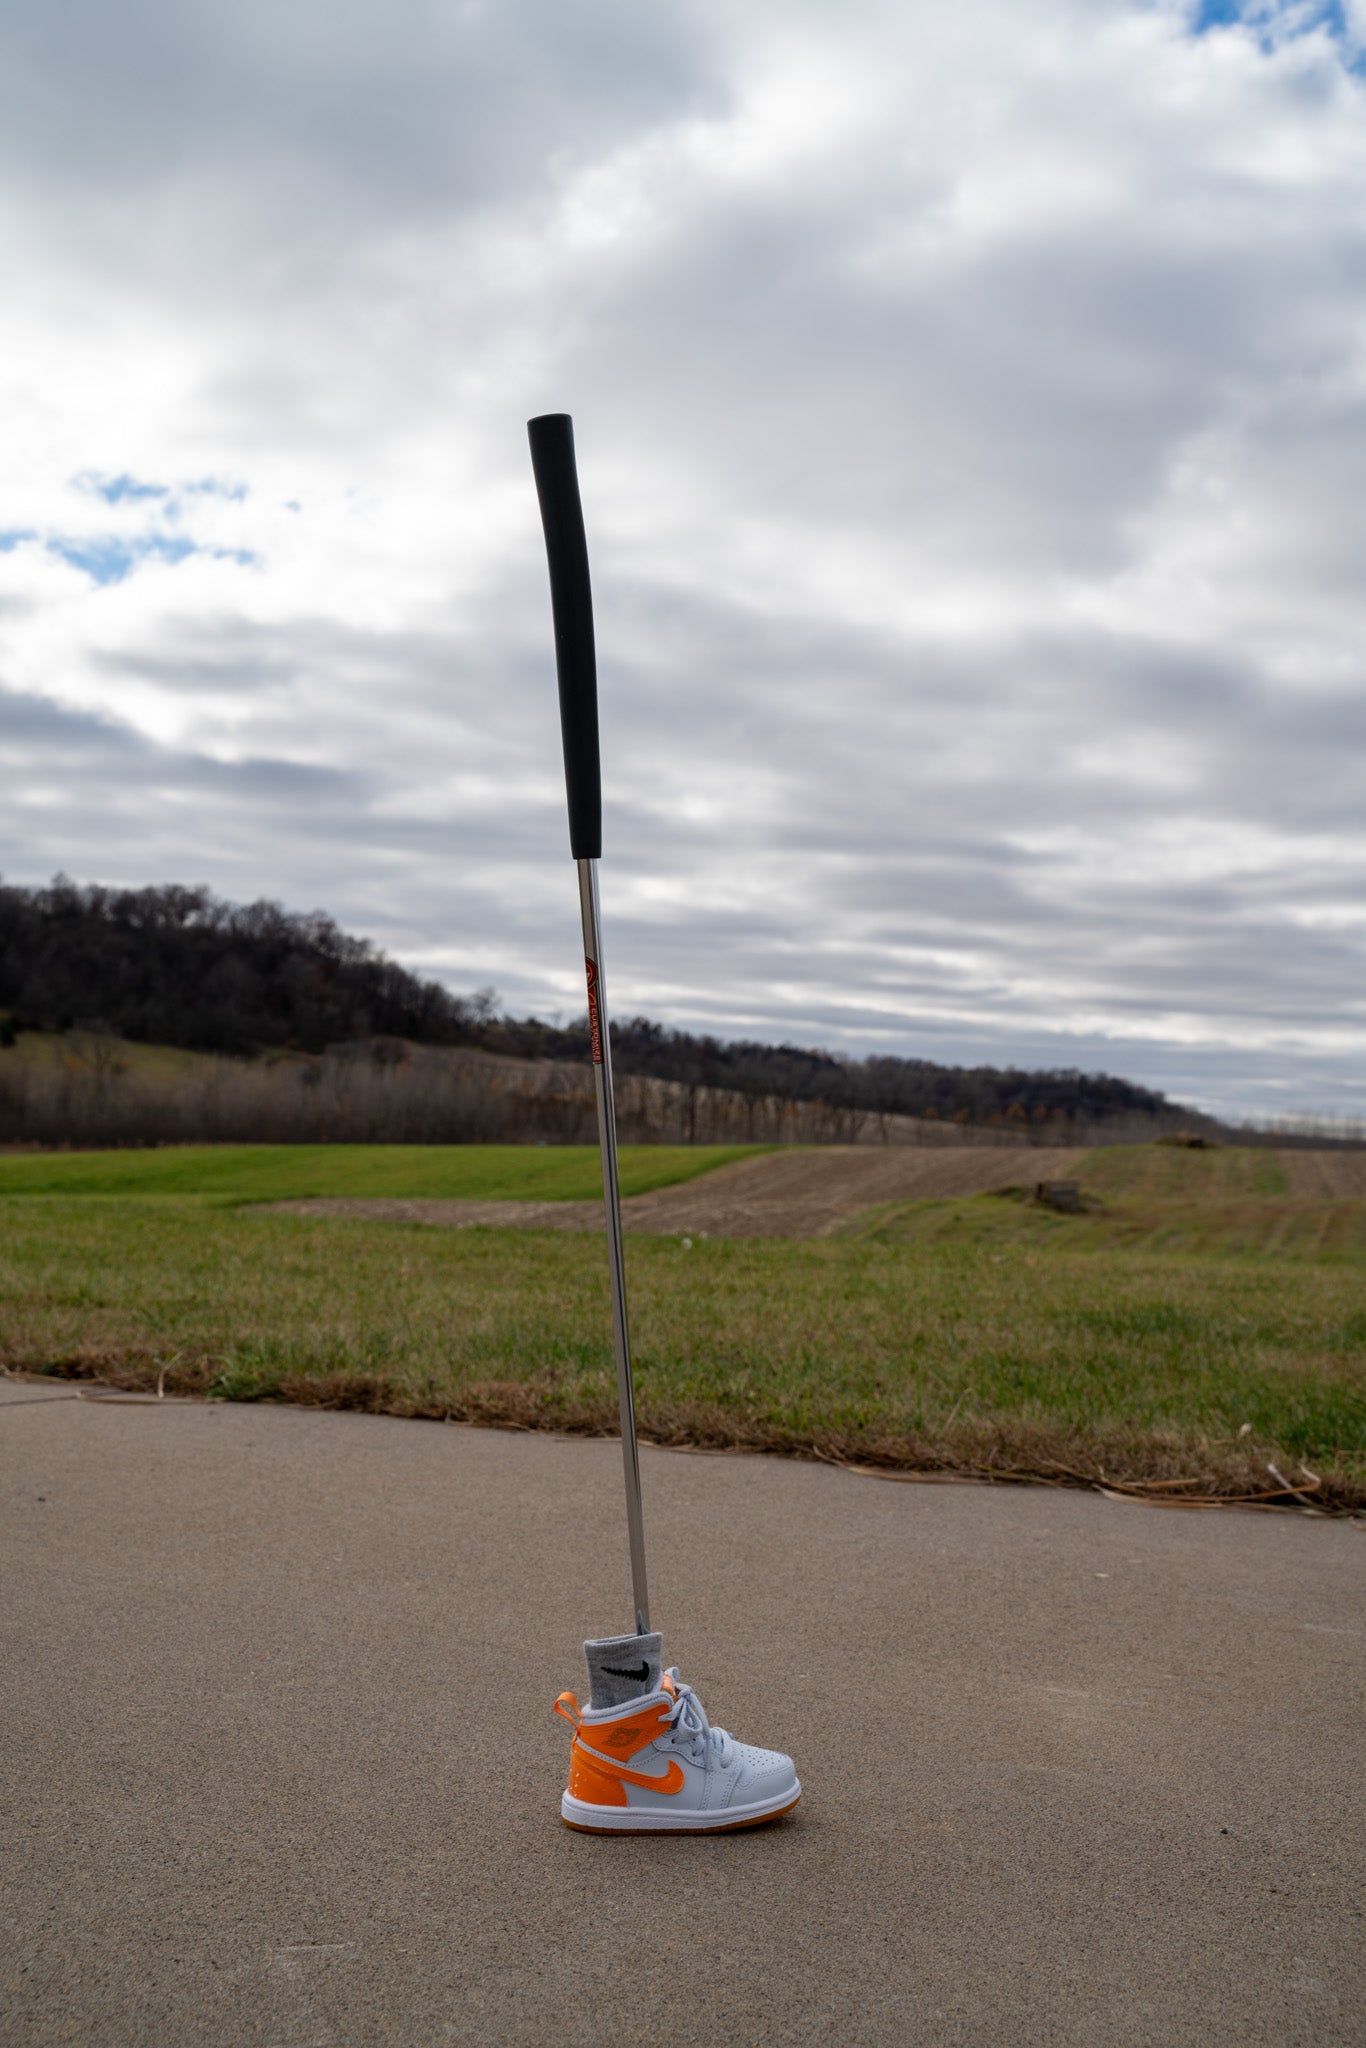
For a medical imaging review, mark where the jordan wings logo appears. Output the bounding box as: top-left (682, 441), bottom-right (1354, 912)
top-left (602, 1661), bottom-right (650, 1682)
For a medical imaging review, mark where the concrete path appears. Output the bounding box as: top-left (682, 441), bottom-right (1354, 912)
top-left (3, 1381), bottom-right (1362, 2047)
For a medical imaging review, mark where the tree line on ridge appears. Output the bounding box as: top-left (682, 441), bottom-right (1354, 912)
top-left (0, 876), bottom-right (1186, 1132)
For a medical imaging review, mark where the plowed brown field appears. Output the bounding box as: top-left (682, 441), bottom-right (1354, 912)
top-left (1276, 1149), bottom-right (1366, 1199)
top-left (274, 1144), bottom-right (1088, 1239)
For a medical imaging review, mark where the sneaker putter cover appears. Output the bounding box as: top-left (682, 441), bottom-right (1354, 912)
top-left (554, 1666), bottom-right (802, 1834)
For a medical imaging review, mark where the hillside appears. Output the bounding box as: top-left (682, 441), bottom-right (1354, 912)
top-left (0, 877), bottom-right (471, 1055)
top-left (0, 875), bottom-right (1200, 1138)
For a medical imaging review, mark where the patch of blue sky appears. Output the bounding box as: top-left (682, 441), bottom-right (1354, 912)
top-left (74, 472), bottom-right (169, 505)
top-left (1188, 0), bottom-right (1362, 67)
top-left (72, 471), bottom-right (248, 507)
top-left (88, 539), bottom-right (259, 583)
top-left (2, 528), bottom-right (258, 583)
top-left (184, 477), bottom-right (247, 502)
top-left (48, 535), bottom-right (198, 583)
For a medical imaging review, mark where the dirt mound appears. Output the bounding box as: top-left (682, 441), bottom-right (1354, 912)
top-left (274, 1144), bottom-right (1089, 1240)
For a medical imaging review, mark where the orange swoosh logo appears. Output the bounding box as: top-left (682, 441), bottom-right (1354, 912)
top-left (575, 1741), bottom-right (686, 1796)
top-left (613, 1758), bottom-right (685, 1794)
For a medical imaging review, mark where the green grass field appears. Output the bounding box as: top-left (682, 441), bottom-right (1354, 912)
top-left (0, 1143), bottom-right (759, 1202)
top-left (1, 1142), bottom-right (1362, 1509)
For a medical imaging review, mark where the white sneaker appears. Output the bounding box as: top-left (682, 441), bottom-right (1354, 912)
top-left (554, 1666), bottom-right (801, 1833)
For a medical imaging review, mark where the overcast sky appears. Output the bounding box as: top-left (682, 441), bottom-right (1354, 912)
top-left (1, 0), bottom-right (1363, 1121)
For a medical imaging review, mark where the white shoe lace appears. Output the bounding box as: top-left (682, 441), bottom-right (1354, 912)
top-left (662, 1668), bottom-right (736, 1768)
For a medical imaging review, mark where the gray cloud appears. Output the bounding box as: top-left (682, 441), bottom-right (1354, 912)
top-left (0, 0), bottom-right (1362, 1121)
top-left (0, 1), bottom-right (721, 218)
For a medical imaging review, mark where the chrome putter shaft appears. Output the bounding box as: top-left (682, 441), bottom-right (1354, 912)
top-left (529, 411), bottom-right (650, 1634)
top-left (577, 855), bottom-right (649, 1632)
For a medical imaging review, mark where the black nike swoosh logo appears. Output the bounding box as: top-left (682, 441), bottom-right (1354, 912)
top-left (602, 1661), bottom-right (650, 1681)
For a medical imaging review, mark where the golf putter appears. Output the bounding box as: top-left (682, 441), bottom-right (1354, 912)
top-left (528, 412), bottom-right (649, 1636)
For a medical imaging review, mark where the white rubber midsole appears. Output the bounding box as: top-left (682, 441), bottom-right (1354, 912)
top-left (562, 1781), bottom-right (802, 1832)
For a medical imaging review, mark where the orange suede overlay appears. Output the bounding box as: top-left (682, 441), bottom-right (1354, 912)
top-left (557, 1693), bottom-right (685, 1805)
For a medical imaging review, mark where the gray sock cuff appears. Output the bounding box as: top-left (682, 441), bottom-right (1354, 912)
top-left (583, 1631), bottom-right (663, 1710)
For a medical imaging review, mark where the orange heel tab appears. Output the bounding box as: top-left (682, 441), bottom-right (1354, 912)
top-left (553, 1691), bottom-right (582, 1727)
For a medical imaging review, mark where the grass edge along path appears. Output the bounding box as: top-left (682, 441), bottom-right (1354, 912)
top-left (15, 1353), bottom-right (1357, 1516)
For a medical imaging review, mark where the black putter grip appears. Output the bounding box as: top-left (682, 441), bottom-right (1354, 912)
top-left (528, 413), bottom-right (601, 860)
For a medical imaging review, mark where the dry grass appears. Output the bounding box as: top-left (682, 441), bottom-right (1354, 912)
top-left (0, 1029), bottom-right (1098, 1151)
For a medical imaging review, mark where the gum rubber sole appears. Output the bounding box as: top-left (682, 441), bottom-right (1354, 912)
top-left (561, 1790), bottom-right (801, 1835)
